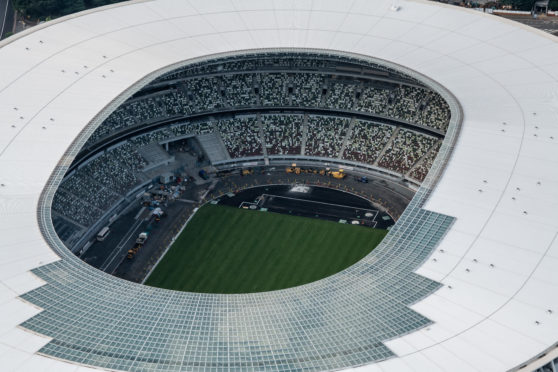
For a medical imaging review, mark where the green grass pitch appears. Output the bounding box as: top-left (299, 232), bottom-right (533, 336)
top-left (145, 204), bottom-right (388, 293)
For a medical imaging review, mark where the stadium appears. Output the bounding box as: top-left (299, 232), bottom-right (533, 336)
top-left (0, 1), bottom-right (557, 371)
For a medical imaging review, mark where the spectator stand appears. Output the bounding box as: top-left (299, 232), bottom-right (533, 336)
top-left (407, 140), bottom-right (443, 183)
top-left (262, 114), bottom-right (304, 156)
top-left (305, 115), bottom-right (351, 159)
top-left (377, 128), bottom-right (438, 174)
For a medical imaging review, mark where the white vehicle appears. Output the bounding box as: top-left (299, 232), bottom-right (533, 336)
top-left (136, 232), bottom-right (148, 245)
top-left (96, 226), bottom-right (110, 241)
top-left (152, 208), bottom-right (164, 218)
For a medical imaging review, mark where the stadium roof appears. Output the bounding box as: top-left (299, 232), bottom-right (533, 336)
top-left (0, 0), bottom-right (558, 371)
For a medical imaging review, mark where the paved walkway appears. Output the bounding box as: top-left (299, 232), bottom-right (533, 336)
top-left (497, 13), bottom-right (558, 36)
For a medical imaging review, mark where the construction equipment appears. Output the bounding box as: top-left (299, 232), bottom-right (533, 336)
top-left (127, 242), bottom-right (142, 259)
top-left (328, 169), bottom-right (346, 179)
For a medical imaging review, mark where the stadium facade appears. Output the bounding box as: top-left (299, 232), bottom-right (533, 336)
top-left (0, 0), bottom-right (557, 371)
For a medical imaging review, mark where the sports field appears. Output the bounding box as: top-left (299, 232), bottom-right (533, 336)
top-left (145, 204), bottom-right (387, 293)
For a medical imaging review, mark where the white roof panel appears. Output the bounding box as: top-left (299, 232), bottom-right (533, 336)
top-left (0, 0), bottom-right (556, 371)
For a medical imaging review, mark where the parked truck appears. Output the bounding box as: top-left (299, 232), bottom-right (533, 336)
top-left (136, 232), bottom-right (148, 245)
top-left (152, 208), bottom-right (164, 221)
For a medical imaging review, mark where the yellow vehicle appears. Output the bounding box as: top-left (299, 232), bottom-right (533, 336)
top-left (241, 168), bottom-right (254, 176)
top-left (329, 169), bottom-right (346, 179)
top-left (127, 249), bottom-right (135, 259)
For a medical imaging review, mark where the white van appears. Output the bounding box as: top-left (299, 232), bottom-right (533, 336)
top-left (97, 226), bottom-right (110, 241)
